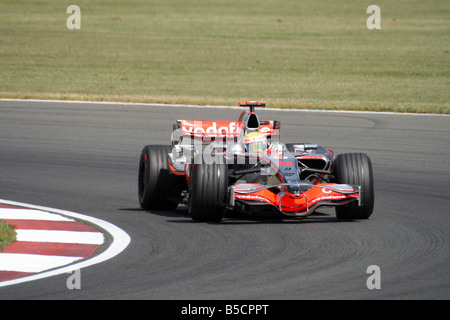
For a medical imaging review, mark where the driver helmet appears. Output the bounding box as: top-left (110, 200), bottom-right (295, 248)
top-left (244, 132), bottom-right (267, 153)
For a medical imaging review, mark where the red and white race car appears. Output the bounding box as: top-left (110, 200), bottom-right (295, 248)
top-left (138, 102), bottom-right (374, 222)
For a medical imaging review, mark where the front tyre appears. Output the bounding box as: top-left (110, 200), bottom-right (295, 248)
top-left (189, 160), bottom-right (228, 222)
top-left (138, 145), bottom-right (180, 210)
top-left (333, 153), bottom-right (374, 219)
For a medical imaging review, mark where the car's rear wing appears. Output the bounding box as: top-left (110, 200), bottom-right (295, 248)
top-left (174, 120), bottom-right (280, 140)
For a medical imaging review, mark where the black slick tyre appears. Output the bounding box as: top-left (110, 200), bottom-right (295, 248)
top-left (333, 153), bottom-right (374, 219)
top-left (189, 160), bottom-right (228, 222)
top-left (138, 145), bottom-right (180, 210)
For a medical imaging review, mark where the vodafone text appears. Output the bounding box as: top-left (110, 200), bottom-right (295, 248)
top-left (182, 121), bottom-right (238, 137)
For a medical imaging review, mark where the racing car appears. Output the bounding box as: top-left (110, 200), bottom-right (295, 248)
top-left (138, 101), bottom-right (374, 222)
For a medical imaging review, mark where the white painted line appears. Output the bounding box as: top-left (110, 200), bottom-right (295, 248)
top-left (0, 209), bottom-right (74, 221)
top-left (16, 230), bottom-right (104, 245)
top-left (0, 199), bottom-right (131, 288)
top-left (0, 98), bottom-right (448, 117)
top-left (0, 253), bottom-right (82, 273)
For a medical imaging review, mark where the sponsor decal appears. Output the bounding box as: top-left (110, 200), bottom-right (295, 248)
top-left (180, 121), bottom-right (273, 137)
top-left (311, 194), bottom-right (347, 204)
top-left (181, 121), bottom-right (238, 137)
top-left (235, 194), bottom-right (273, 204)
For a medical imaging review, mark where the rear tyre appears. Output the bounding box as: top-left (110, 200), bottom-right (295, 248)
top-left (333, 153), bottom-right (374, 219)
top-left (189, 159), bottom-right (228, 222)
top-left (138, 145), bottom-right (181, 210)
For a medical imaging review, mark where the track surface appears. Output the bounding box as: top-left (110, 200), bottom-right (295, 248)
top-left (0, 100), bottom-right (449, 299)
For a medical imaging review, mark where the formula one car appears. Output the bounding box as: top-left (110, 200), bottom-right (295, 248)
top-left (138, 101), bottom-right (374, 222)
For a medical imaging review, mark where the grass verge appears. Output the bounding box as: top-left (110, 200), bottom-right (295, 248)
top-left (0, 220), bottom-right (16, 251)
top-left (0, 0), bottom-right (449, 114)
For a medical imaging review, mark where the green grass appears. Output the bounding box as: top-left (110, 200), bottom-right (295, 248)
top-left (0, 220), bottom-right (16, 251)
top-left (0, 0), bottom-right (449, 113)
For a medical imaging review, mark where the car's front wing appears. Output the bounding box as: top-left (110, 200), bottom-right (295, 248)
top-left (230, 182), bottom-right (360, 217)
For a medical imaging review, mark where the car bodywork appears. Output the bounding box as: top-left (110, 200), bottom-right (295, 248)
top-left (166, 102), bottom-right (364, 218)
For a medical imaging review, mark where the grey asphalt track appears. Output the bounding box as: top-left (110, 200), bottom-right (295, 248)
top-left (0, 100), bottom-right (449, 300)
